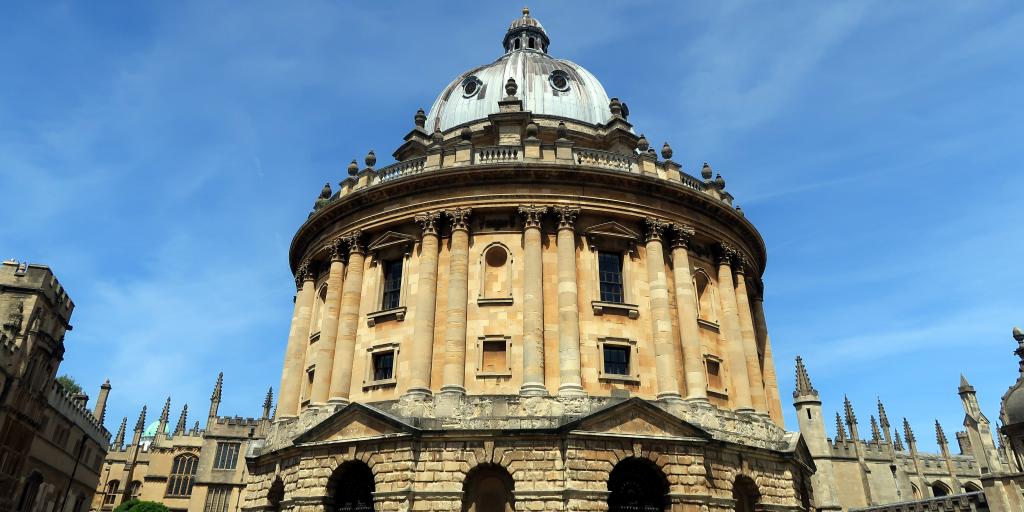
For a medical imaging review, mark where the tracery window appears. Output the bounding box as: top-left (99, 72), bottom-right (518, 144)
top-left (204, 486), bottom-right (232, 512)
top-left (103, 480), bottom-right (120, 506)
top-left (165, 454), bottom-right (198, 497)
top-left (212, 442), bottom-right (240, 470)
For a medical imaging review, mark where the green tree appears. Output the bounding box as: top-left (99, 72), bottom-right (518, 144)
top-left (112, 500), bottom-right (169, 512)
top-left (56, 374), bottom-right (82, 395)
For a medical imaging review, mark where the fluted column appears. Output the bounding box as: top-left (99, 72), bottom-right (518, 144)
top-left (406, 211), bottom-right (441, 399)
top-left (277, 260), bottom-right (316, 419)
top-left (716, 244), bottom-right (753, 412)
top-left (441, 208), bottom-right (472, 397)
top-left (751, 282), bottom-right (783, 423)
top-left (554, 206), bottom-right (585, 396)
top-left (519, 205), bottom-right (548, 396)
top-left (734, 259), bottom-right (768, 415)
top-left (669, 224), bottom-right (708, 403)
top-left (645, 218), bottom-right (682, 402)
top-left (310, 238), bottom-right (345, 405)
top-left (328, 232), bottom-right (364, 404)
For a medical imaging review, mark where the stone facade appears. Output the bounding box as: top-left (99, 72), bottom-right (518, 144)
top-left (0, 260), bottom-right (110, 512)
top-left (92, 374), bottom-right (273, 512)
top-left (243, 9), bottom-right (810, 512)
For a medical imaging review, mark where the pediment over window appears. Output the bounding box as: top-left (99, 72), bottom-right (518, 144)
top-left (293, 403), bottom-right (417, 445)
top-left (584, 221), bottom-right (639, 251)
top-left (367, 231), bottom-right (417, 254)
top-left (560, 398), bottom-right (711, 440)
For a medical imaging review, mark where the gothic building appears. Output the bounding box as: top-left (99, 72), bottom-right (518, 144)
top-left (93, 374), bottom-right (272, 512)
top-left (794, 327), bottom-right (1024, 512)
top-left (0, 260), bottom-right (111, 512)
top-left (242, 9), bottom-right (814, 512)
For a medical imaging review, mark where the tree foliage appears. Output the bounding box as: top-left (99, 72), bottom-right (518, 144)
top-left (56, 374), bottom-right (82, 395)
top-left (113, 500), bottom-right (169, 512)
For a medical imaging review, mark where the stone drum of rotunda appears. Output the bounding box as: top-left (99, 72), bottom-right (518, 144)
top-left (243, 9), bottom-right (815, 512)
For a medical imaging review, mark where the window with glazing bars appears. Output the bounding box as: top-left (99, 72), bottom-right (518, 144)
top-left (603, 345), bottom-right (630, 375)
top-left (204, 486), bottom-right (232, 512)
top-left (372, 351), bottom-right (394, 381)
top-left (165, 455), bottom-right (198, 497)
top-left (381, 259), bottom-right (402, 310)
top-left (103, 481), bottom-right (120, 505)
top-left (598, 252), bottom-right (624, 303)
top-left (213, 442), bottom-right (240, 470)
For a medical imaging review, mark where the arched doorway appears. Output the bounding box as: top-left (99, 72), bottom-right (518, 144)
top-left (733, 475), bottom-right (760, 512)
top-left (17, 472), bottom-right (43, 512)
top-left (328, 461), bottom-right (374, 512)
top-left (607, 457), bottom-right (668, 512)
top-left (462, 464), bottom-right (514, 512)
top-left (267, 476), bottom-right (284, 512)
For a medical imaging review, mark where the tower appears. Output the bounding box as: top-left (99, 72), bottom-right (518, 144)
top-left (792, 357), bottom-right (841, 510)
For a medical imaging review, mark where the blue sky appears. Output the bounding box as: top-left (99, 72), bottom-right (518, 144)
top-left (2, 2), bottom-right (1022, 452)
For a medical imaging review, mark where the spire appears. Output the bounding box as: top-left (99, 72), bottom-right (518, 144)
top-left (209, 371), bottom-right (223, 419)
top-left (843, 395), bottom-right (857, 428)
top-left (262, 387), bottom-right (273, 420)
top-left (893, 430), bottom-right (905, 451)
top-left (935, 420), bottom-right (948, 447)
top-left (877, 398), bottom-right (890, 428)
top-left (192, 420), bottom-right (200, 434)
top-left (958, 373), bottom-right (976, 394)
top-left (159, 396), bottom-right (171, 424)
top-left (903, 418), bottom-right (916, 445)
top-left (174, 404), bottom-right (188, 435)
top-left (113, 417), bottom-right (127, 449)
top-left (870, 415), bottom-right (882, 442)
top-left (134, 405), bottom-right (147, 433)
top-left (835, 412), bottom-right (848, 441)
top-left (793, 356), bottom-right (818, 399)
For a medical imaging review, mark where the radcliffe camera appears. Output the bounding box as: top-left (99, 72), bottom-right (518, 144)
top-left (2, 4), bottom-right (1022, 512)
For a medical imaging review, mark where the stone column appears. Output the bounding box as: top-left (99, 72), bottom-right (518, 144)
top-left (328, 232), bottom-right (364, 404)
top-left (751, 282), bottom-right (784, 423)
top-left (716, 244), bottom-right (753, 412)
top-left (669, 224), bottom-right (708, 403)
top-left (554, 206), bottom-right (585, 396)
top-left (519, 205), bottom-right (548, 396)
top-left (645, 218), bottom-right (681, 402)
top-left (277, 260), bottom-right (316, 419)
top-left (405, 211), bottom-right (441, 400)
top-left (734, 259), bottom-right (768, 416)
top-left (440, 208), bottom-right (472, 397)
top-left (309, 238), bottom-right (345, 406)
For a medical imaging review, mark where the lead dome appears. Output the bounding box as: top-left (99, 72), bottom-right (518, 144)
top-left (425, 8), bottom-right (612, 132)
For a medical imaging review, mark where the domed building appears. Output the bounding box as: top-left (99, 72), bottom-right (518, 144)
top-left (243, 9), bottom-right (814, 512)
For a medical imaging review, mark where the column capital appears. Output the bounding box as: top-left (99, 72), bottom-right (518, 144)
top-left (328, 237), bottom-right (347, 262)
top-left (343, 229), bottom-right (365, 256)
top-left (518, 204), bottom-right (547, 229)
top-left (733, 254), bottom-right (751, 276)
top-left (715, 242), bottom-right (738, 266)
top-left (445, 207), bottom-right (472, 232)
top-left (295, 258), bottom-right (316, 288)
top-left (644, 217), bottom-right (668, 243)
top-left (553, 205), bottom-right (579, 231)
top-left (669, 223), bottom-right (696, 250)
top-left (414, 211), bottom-right (442, 236)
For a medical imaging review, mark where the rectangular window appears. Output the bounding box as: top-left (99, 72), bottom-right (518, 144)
top-left (602, 345), bottom-right (630, 375)
top-left (204, 486), bottom-right (232, 512)
top-left (706, 359), bottom-right (722, 390)
top-left (598, 252), bottom-right (624, 303)
top-left (481, 340), bottom-right (507, 374)
top-left (372, 351), bottom-right (395, 382)
top-left (212, 442), bottom-right (240, 470)
top-left (381, 259), bottom-right (403, 310)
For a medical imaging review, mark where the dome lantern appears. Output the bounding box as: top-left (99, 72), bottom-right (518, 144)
top-left (503, 7), bottom-right (550, 54)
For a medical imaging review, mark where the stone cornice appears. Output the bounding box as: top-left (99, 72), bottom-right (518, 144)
top-left (290, 165), bottom-right (766, 275)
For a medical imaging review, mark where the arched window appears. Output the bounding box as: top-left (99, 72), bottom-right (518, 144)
top-left (931, 481), bottom-right (951, 497)
top-left (166, 454), bottom-right (198, 497)
top-left (462, 464), bottom-right (514, 512)
top-left (964, 482), bottom-right (982, 493)
top-left (17, 472), bottom-right (43, 512)
top-left (514, 39), bottom-right (521, 50)
top-left (732, 475), bottom-right (760, 512)
top-left (103, 479), bottom-right (120, 506)
top-left (528, 37), bottom-right (535, 49)
top-left (129, 481), bottom-right (142, 499)
top-left (267, 477), bottom-right (284, 512)
top-left (310, 284), bottom-right (328, 337)
top-left (608, 458), bottom-right (668, 512)
top-left (694, 270), bottom-right (717, 323)
top-left (911, 483), bottom-right (921, 499)
top-left (479, 244), bottom-right (512, 303)
top-left (329, 461), bottom-right (374, 512)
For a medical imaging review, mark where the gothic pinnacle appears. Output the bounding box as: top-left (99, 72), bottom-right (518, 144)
top-left (877, 398), bottom-right (890, 428)
top-left (835, 412), bottom-right (847, 441)
top-left (211, 372), bottom-right (224, 402)
top-left (893, 430), bottom-right (905, 451)
top-left (175, 404), bottom-right (188, 435)
top-left (870, 415), bottom-right (882, 442)
top-left (843, 395), bottom-right (857, 426)
top-left (114, 417), bottom-right (127, 448)
top-left (159, 396), bottom-right (171, 424)
top-left (262, 387), bottom-right (274, 419)
top-left (793, 356), bottom-right (818, 399)
top-left (959, 373), bottom-right (975, 394)
top-left (134, 405), bottom-right (147, 433)
top-left (935, 420), bottom-right (948, 447)
top-left (903, 418), bottom-right (916, 444)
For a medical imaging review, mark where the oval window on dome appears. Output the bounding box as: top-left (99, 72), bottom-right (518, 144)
top-left (549, 70), bottom-right (570, 92)
top-left (462, 76), bottom-right (483, 98)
